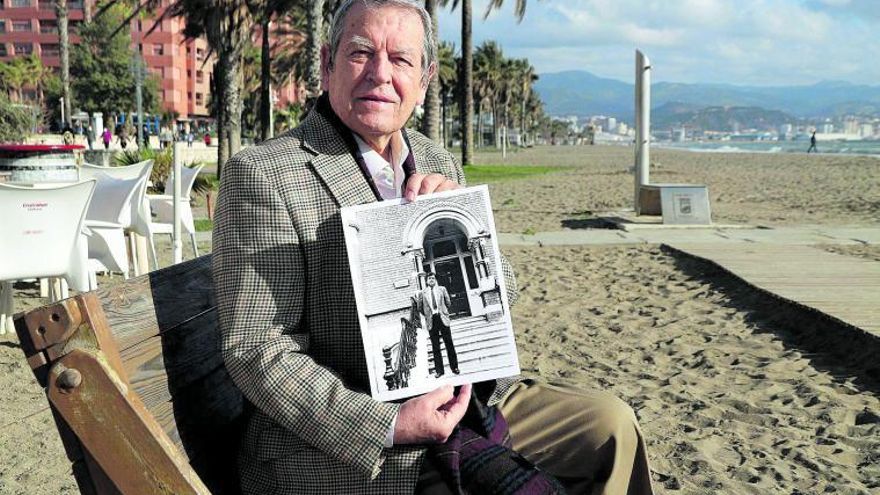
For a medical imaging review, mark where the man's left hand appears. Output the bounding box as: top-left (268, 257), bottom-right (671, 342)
top-left (404, 173), bottom-right (460, 202)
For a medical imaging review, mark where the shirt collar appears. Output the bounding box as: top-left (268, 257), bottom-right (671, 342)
top-left (352, 131), bottom-right (410, 199)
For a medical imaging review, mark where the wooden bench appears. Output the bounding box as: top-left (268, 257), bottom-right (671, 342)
top-left (14, 255), bottom-right (246, 494)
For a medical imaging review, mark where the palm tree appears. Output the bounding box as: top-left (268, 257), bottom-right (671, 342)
top-left (514, 58), bottom-right (537, 146)
top-left (153, 0), bottom-right (254, 176)
top-left (420, 0), bottom-right (440, 143)
top-left (481, 0), bottom-right (531, 20)
top-left (256, 0), bottom-right (305, 141)
top-left (305, 0), bottom-right (323, 99)
top-left (473, 41), bottom-right (502, 147)
top-left (0, 60), bottom-right (26, 102)
top-left (56, 0), bottom-right (71, 126)
top-left (440, 0), bottom-right (535, 163)
top-left (436, 41), bottom-right (457, 147)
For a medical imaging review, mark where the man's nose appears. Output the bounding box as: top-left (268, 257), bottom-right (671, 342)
top-left (367, 54), bottom-right (392, 84)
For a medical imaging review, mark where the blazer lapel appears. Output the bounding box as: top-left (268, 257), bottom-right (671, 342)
top-left (299, 107), bottom-right (377, 208)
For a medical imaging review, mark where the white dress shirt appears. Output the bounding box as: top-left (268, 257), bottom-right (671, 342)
top-left (352, 132), bottom-right (410, 200)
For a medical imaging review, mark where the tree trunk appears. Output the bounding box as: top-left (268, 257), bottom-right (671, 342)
top-left (476, 100), bottom-right (482, 148)
top-left (441, 92), bottom-right (447, 147)
top-left (82, 0), bottom-right (92, 22)
top-left (223, 49), bottom-right (242, 162)
top-left (56, 0), bottom-right (71, 126)
top-left (260, 15), bottom-right (272, 141)
top-left (420, 0), bottom-right (440, 143)
top-left (216, 59), bottom-right (228, 178)
top-left (520, 96), bottom-right (526, 146)
top-left (460, 0), bottom-right (473, 166)
top-left (306, 0), bottom-right (324, 98)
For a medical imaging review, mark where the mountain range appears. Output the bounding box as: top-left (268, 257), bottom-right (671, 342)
top-left (533, 70), bottom-right (880, 125)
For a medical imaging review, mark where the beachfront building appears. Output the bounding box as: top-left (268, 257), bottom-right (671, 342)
top-left (0, 0), bottom-right (213, 125)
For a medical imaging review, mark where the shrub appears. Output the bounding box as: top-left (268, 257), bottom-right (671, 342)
top-left (0, 93), bottom-right (37, 143)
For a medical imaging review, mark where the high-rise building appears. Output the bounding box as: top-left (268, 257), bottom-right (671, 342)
top-left (0, 0), bottom-right (214, 123)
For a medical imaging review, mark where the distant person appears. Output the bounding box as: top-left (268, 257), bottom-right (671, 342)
top-left (203, 132), bottom-right (211, 147)
top-left (117, 128), bottom-right (129, 149)
top-left (86, 124), bottom-right (95, 150)
top-left (807, 130), bottom-right (818, 153)
top-left (61, 124), bottom-right (75, 145)
top-left (101, 128), bottom-right (112, 149)
top-left (186, 131), bottom-right (194, 147)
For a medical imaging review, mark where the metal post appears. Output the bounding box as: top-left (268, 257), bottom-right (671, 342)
top-left (131, 55), bottom-right (145, 149)
top-left (634, 50), bottom-right (651, 213)
top-left (60, 97), bottom-right (65, 127)
top-left (172, 142), bottom-right (183, 264)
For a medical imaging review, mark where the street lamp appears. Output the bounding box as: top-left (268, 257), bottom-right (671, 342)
top-left (129, 54), bottom-right (147, 149)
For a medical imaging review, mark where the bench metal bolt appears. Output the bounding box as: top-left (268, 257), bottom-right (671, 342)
top-left (58, 368), bottom-right (82, 392)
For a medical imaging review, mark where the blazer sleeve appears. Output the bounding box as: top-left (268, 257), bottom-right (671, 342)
top-left (212, 154), bottom-right (399, 479)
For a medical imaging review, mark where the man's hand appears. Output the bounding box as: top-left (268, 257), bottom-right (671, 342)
top-left (404, 173), bottom-right (460, 202)
top-left (393, 384), bottom-right (472, 444)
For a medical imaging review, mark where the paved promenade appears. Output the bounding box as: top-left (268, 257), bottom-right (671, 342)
top-left (499, 224), bottom-right (880, 341)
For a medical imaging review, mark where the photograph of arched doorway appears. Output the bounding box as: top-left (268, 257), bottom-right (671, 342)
top-left (341, 186), bottom-right (520, 401)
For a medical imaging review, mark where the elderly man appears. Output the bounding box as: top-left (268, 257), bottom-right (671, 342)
top-left (212, 0), bottom-right (653, 493)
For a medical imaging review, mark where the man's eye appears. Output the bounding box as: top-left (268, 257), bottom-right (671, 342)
top-left (395, 57), bottom-right (414, 67)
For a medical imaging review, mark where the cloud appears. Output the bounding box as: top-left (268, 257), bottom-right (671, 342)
top-left (437, 0), bottom-right (880, 85)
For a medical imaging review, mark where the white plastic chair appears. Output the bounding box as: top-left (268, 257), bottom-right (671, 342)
top-left (0, 180), bottom-right (96, 335)
top-left (81, 164), bottom-right (152, 278)
top-left (148, 164), bottom-right (204, 266)
top-left (80, 161), bottom-right (155, 274)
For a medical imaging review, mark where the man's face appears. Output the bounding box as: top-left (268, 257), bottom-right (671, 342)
top-left (426, 276), bottom-right (436, 287)
top-left (322, 4), bottom-right (434, 144)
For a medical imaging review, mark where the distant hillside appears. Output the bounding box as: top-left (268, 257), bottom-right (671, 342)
top-left (534, 71), bottom-right (880, 120)
top-left (653, 103), bottom-right (795, 131)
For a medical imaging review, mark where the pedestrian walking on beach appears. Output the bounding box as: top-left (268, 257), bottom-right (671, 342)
top-left (101, 128), bottom-right (112, 150)
top-left (807, 131), bottom-right (818, 153)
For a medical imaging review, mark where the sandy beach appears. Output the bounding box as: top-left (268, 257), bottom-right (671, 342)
top-left (1, 145), bottom-right (878, 494)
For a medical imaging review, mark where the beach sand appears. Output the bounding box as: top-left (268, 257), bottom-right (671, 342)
top-left (476, 145), bottom-right (880, 233)
top-left (1, 145), bottom-right (878, 494)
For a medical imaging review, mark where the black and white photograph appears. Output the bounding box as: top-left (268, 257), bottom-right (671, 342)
top-left (341, 185), bottom-right (520, 402)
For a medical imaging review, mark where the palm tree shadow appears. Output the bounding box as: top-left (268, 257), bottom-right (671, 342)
top-left (560, 217), bottom-right (617, 230)
top-left (662, 245), bottom-right (880, 394)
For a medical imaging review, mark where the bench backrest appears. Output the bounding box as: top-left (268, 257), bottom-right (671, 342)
top-left (15, 254), bottom-right (245, 495)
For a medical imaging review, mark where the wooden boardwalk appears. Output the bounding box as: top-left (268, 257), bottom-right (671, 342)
top-left (663, 243), bottom-right (880, 337)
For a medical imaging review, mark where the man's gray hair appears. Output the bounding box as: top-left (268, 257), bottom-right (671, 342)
top-left (326, 0), bottom-right (437, 79)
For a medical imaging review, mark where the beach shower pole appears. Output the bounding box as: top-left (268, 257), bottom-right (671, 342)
top-left (172, 141), bottom-right (183, 265)
top-left (634, 50), bottom-right (651, 214)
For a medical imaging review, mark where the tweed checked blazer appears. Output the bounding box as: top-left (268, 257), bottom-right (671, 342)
top-left (212, 104), bottom-right (519, 494)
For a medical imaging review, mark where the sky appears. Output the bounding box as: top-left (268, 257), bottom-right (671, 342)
top-left (437, 0), bottom-right (880, 87)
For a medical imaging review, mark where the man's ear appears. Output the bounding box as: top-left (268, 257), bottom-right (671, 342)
top-left (417, 62), bottom-right (437, 105)
top-left (320, 45), bottom-right (331, 91)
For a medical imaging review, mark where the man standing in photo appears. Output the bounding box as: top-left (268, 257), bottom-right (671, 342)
top-left (418, 272), bottom-right (459, 377)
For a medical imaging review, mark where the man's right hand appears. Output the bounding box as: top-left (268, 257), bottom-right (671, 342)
top-left (393, 384), bottom-right (472, 444)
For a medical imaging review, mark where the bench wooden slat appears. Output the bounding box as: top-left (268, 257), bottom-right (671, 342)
top-left (16, 255), bottom-right (246, 495)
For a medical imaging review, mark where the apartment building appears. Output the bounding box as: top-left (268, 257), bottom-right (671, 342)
top-left (0, 0), bottom-right (213, 122)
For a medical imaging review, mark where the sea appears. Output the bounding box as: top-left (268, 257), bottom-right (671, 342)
top-left (657, 140), bottom-right (880, 157)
